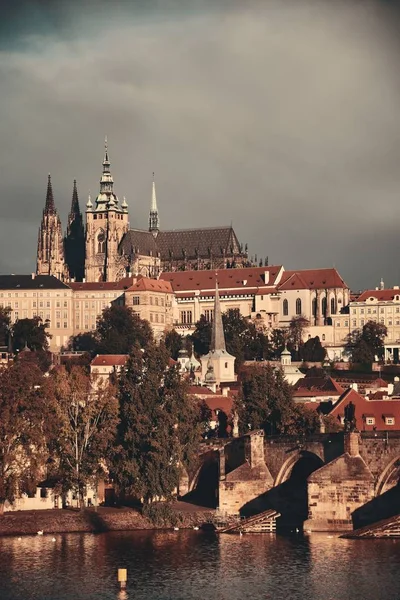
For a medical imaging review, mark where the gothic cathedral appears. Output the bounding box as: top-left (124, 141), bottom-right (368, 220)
top-left (36, 139), bottom-right (247, 283)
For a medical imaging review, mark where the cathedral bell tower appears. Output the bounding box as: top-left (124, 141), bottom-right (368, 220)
top-left (84, 138), bottom-right (129, 282)
top-left (36, 174), bottom-right (66, 280)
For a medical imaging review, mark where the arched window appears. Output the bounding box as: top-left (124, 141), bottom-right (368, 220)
top-left (97, 231), bottom-right (105, 254)
top-left (321, 297), bottom-right (327, 317)
top-left (283, 299), bottom-right (288, 316)
top-left (331, 297), bottom-right (336, 315)
top-left (296, 298), bottom-right (302, 315)
top-left (312, 298), bottom-right (317, 318)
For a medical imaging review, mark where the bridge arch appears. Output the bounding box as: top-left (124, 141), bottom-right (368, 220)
top-left (375, 456), bottom-right (400, 496)
top-left (274, 450), bottom-right (324, 487)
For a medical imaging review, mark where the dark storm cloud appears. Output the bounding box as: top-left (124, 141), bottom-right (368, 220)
top-left (1, 0), bottom-right (400, 289)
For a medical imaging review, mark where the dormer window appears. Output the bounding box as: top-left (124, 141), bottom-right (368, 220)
top-left (364, 416), bottom-right (375, 426)
top-left (384, 415), bottom-right (395, 426)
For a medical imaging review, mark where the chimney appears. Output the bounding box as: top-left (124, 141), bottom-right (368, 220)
top-left (31, 273), bottom-right (35, 280)
top-left (350, 382), bottom-right (358, 392)
top-left (264, 271), bottom-right (270, 284)
top-left (344, 432), bottom-right (360, 457)
top-left (82, 278), bottom-right (86, 283)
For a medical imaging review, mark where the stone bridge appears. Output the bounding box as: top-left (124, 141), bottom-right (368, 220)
top-left (183, 431), bottom-right (400, 531)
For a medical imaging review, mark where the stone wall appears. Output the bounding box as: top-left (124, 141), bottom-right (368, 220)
top-left (305, 437), bottom-right (375, 531)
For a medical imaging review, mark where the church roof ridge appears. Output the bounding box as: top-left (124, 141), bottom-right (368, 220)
top-left (160, 225), bottom-right (235, 233)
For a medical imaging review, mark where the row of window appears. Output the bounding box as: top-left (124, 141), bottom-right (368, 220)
top-left (180, 310), bottom-right (193, 324)
top-left (282, 297), bottom-right (340, 317)
top-left (132, 296), bottom-right (166, 307)
top-left (150, 313), bottom-right (165, 324)
top-left (0, 292), bottom-right (69, 298)
top-left (353, 307), bottom-right (400, 315)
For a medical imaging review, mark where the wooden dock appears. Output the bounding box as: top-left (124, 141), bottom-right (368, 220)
top-left (216, 509), bottom-right (280, 534)
top-left (342, 514), bottom-right (400, 539)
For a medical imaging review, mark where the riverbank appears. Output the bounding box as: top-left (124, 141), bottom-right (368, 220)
top-left (0, 504), bottom-right (216, 537)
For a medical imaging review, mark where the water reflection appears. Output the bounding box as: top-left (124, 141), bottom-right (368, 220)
top-left (1, 531), bottom-right (400, 600)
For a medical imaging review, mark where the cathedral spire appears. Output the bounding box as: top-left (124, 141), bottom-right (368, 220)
top-left (64, 180), bottom-right (85, 281)
top-left (210, 275), bottom-right (226, 352)
top-left (44, 174), bottom-right (55, 214)
top-left (36, 174), bottom-right (65, 279)
top-left (69, 179), bottom-right (80, 221)
top-left (149, 172), bottom-right (160, 236)
top-left (98, 135), bottom-right (116, 205)
top-left (103, 135), bottom-right (110, 170)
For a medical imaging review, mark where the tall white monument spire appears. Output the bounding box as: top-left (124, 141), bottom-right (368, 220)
top-left (149, 171), bottom-right (160, 236)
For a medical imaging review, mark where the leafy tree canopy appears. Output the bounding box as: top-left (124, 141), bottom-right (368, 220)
top-left (191, 309), bottom-right (273, 369)
top-left (49, 365), bottom-right (119, 507)
top-left (0, 307), bottom-right (11, 348)
top-left (12, 317), bottom-right (50, 352)
top-left (346, 320), bottom-right (387, 365)
top-left (299, 336), bottom-right (326, 363)
top-left (235, 364), bottom-right (295, 435)
top-left (112, 344), bottom-right (203, 504)
top-left (0, 359), bottom-right (58, 513)
top-left (164, 329), bottom-right (183, 360)
top-left (69, 306), bottom-right (154, 356)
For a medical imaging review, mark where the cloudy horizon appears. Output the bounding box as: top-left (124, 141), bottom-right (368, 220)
top-left (1, 0), bottom-right (400, 291)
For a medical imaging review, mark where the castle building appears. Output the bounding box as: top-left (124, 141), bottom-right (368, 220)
top-left (36, 175), bottom-right (66, 280)
top-left (36, 139), bottom-right (247, 283)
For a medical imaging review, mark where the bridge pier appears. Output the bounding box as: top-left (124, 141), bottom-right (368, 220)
top-left (218, 431), bottom-right (273, 515)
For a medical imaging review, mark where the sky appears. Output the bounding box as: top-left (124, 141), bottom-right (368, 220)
top-left (1, 0), bottom-right (400, 291)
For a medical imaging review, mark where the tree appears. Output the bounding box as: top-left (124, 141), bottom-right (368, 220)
top-left (50, 366), bottom-right (119, 507)
top-left (112, 344), bottom-right (202, 504)
top-left (69, 332), bottom-right (98, 355)
top-left (0, 359), bottom-right (57, 514)
top-left (191, 315), bottom-right (211, 356)
top-left (235, 364), bottom-right (295, 435)
top-left (12, 317), bottom-right (50, 352)
top-left (287, 315), bottom-right (309, 358)
top-left (96, 305), bottom-right (153, 354)
top-left (164, 329), bottom-right (183, 360)
top-left (191, 309), bottom-right (272, 368)
top-left (0, 307), bottom-right (11, 348)
top-left (345, 321), bottom-right (387, 365)
top-left (270, 328), bottom-right (287, 359)
top-left (299, 336), bottom-right (326, 362)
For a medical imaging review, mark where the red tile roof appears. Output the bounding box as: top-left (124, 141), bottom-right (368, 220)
top-left (278, 268), bottom-right (348, 291)
top-left (91, 354), bottom-right (129, 367)
top-left (293, 377), bottom-right (345, 396)
top-left (71, 277), bottom-right (135, 291)
top-left (126, 278), bottom-right (173, 293)
top-left (329, 388), bottom-right (400, 431)
top-left (160, 266), bottom-right (283, 293)
top-left (357, 289), bottom-right (400, 302)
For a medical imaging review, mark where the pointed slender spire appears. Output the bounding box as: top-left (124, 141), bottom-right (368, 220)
top-left (104, 135), bottom-right (109, 166)
top-left (70, 179), bottom-right (80, 217)
top-left (45, 174), bottom-right (55, 214)
top-left (149, 172), bottom-right (160, 235)
top-left (210, 275), bottom-right (226, 352)
top-left (151, 172), bottom-right (158, 212)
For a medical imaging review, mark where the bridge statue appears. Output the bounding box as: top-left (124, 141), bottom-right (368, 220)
top-left (344, 401), bottom-right (357, 432)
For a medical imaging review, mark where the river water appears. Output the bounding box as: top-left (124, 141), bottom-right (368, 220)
top-left (0, 530), bottom-right (399, 600)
